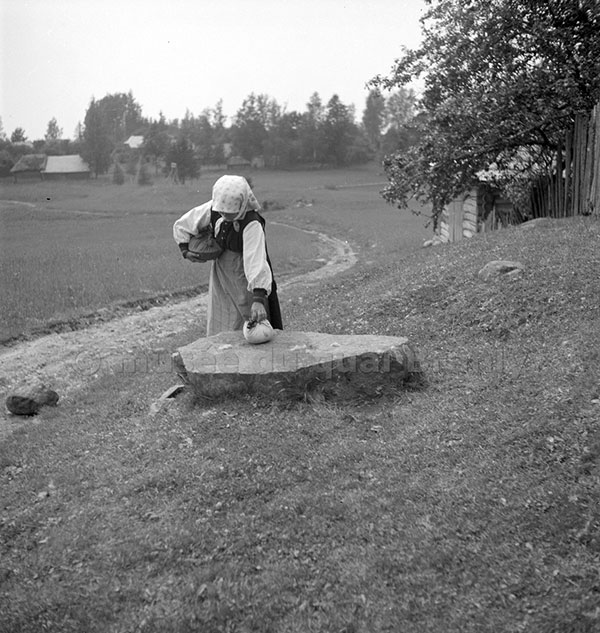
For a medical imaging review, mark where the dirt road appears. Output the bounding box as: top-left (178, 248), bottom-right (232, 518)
top-left (0, 224), bottom-right (356, 434)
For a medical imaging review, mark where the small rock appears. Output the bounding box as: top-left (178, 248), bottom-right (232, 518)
top-left (520, 218), bottom-right (553, 230)
top-left (422, 236), bottom-right (445, 248)
top-left (148, 384), bottom-right (186, 418)
top-left (5, 385), bottom-right (59, 416)
top-left (478, 260), bottom-right (525, 282)
top-left (159, 384), bottom-right (186, 400)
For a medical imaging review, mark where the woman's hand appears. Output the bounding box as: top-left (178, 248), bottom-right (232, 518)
top-left (250, 301), bottom-right (268, 323)
top-left (185, 251), bottom-right (204, 263)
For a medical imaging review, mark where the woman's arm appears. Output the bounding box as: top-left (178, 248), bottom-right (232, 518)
top-left (242, 221), bottom-right (272, 294)
top-left (173, 201), bottom-right (212, 258)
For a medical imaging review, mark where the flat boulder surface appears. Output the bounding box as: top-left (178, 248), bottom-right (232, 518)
top-left (173, 330), bottom-right (420, 399)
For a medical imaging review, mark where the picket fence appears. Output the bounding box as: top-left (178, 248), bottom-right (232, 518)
top-left (439, 101), bottom-right (600, 243)
top-left (530, 103), bottom-right (600, 218)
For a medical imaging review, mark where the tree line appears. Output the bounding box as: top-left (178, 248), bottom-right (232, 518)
top-left (0, 89), bottom-right (418, 180)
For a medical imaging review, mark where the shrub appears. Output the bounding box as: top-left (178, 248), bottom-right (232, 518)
top-left (112, 161), bottom-right (125, 185)
top-left (137, 161), bottom-right (152, 186)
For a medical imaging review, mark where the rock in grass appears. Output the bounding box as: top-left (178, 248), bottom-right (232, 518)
top-left (478, 260), bottom-right (525, 282)
top-left (148, 384), bottom-right (186, 418)
top-left (172, 330), bottom-right (420, 400)
top-left (520, 218), bottom-right (554, 230)
top-left (5, 385), bottom-right (59, 416)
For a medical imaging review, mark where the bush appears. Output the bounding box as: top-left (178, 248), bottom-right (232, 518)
top-left (112, 161), bottom-right (125, 185)
top-left (0, 150), bottom-right (14, 177)
top-left (137, 161), bottom-right (152, 186)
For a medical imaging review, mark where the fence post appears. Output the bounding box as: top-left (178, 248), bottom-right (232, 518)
top-left (564, 126), bottom-right (572, 216)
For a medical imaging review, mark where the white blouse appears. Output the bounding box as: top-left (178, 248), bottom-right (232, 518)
top-left (173, 202), bottom-right (272, 294)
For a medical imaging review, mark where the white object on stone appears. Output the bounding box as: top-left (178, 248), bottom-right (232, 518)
top-left (243, 319), bottom-right (276, 345)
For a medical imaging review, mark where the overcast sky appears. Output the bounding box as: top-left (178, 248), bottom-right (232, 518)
top-left (1, 0), bottom-right (426, 141)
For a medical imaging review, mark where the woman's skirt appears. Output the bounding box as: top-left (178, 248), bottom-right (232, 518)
top-left (206, 250), bottom-right (282, 335)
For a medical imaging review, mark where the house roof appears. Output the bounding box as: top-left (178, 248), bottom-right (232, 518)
top-left (227, 155), bottom-right (251, 166)
top-left (125, 135), bottom-right (144, 149)
top-left (43, 155), bottom-right (90, 174)
top-left (10, 154), bottom-right (47, 173)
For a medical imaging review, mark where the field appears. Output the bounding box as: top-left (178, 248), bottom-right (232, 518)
top-left (0, 165), bottom-right (430, 342)
top-left (2, 167), bottom-right (598, 632)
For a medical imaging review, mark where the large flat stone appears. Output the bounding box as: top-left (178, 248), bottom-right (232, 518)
top-left (172, 330), bottom-right (420, 399)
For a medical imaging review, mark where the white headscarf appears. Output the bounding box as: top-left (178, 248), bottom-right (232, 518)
top-left (211, 175), bottom-right (260, 220)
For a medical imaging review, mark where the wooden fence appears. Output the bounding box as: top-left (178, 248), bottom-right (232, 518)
top-left (438, 102), bottom-right (600, 244)
top-left (530, 103), bottom-right (600, 218)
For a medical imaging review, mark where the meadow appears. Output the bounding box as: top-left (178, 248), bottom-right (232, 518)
top-left (1, 211), bottom-right (599, 632)
top-left (0, 165), bottom-right (430, 342)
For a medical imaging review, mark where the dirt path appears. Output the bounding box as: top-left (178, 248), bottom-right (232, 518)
top-left (0, 225), bottom-right (356, 434)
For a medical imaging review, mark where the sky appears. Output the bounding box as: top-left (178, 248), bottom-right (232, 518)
top-left (0, 0), bottom-right (426, 141)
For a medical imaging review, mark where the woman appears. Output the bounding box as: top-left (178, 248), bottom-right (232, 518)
top-left (173, 175), bottom-right (282, 335)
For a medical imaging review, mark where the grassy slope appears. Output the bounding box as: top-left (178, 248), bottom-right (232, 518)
top-left (1, 215), bottom-right (599, 632)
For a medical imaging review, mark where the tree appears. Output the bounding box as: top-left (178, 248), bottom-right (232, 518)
top-left (100, 92), bottom-right (143, 145)
top-left (166, 135), bottom-right (199, 184)
top-left (322, 94), bottom-right (355, 166)
top-left (208, 100), bottom-right (228, 164)
top-left (82, 98), bottom-right (112, 177)
top-left (74, 122), bottom-right (84, 142)
top-left (137, 159), bottom-right (152, 185)
top-left (384, 88), bottom-right (416, 131)
top-left (0, 150), bottom-right (14, 177)
top-left (381, 88), bottom-right (419, 156)
top-left (45, 117), bottom-right (63, 141)
top-left (10, 128), bottom-right (27, 143)
top-left (264, 111), bottom-right (302, 168)
top-left (144, 113), bottom-right (170, 172)
top-left (299, 92), bottom-right (325, 164)
top-left (81, 92), bottom-right (143, 176)
top-left (112, 160), bottom-right (125, 185)
top-left (231, 93), bottom-right (279, 160)
top-left (372, 0), bottom-right (600, 222)
top-left (362, 89), bottom-right (386, 156)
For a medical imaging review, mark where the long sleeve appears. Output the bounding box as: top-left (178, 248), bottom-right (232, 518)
top-left (242, 221), bottom-right (272, 294)
top-left (172, 201), bottom-right (212, 244)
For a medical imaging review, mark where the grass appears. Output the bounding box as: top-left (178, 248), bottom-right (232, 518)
top-left (1, 176), bottom-right (599, 630)
top-left (3, 164), bottom-right (424, 342)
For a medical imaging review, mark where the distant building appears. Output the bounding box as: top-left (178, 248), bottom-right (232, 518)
top-left (226, 155), bottom-right (251, 169)
top-left (42, 155), bottom-right (90, 180)
top-left (9, 154), bottom-right (91, 182)
top-left (124, 135), bottom-right (144, 149)
top-left (10, 154), bottom-right (47, 182)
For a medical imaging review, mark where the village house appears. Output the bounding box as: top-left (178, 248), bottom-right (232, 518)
top-left (42, 155), bottom-right (90, 180)
top-left (9, 154), bottom-right (91, 182)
